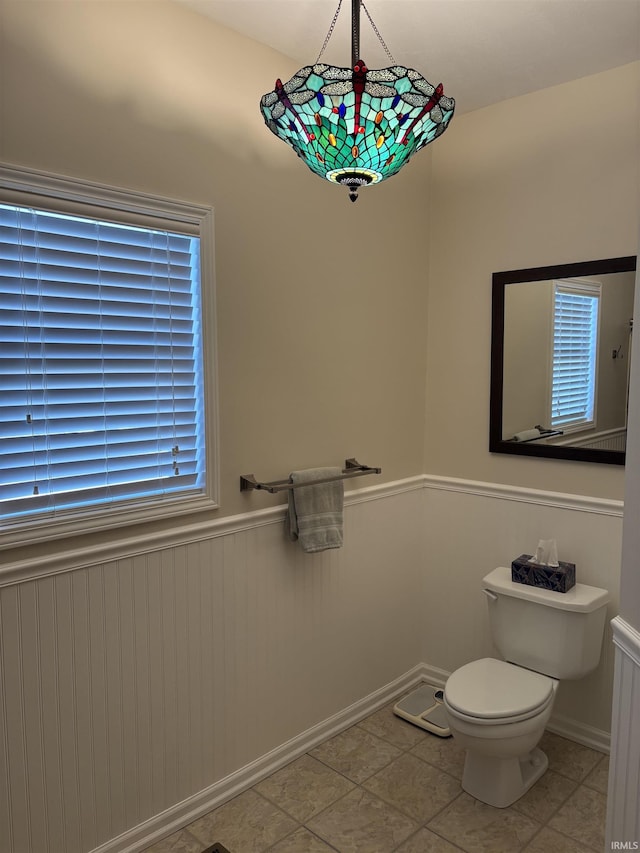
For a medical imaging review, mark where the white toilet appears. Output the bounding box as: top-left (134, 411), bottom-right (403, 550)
top-left (442, 566), bottom-right (609, 808)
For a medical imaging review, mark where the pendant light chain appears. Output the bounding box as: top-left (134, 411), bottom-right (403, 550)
top-left (315, 0), bottom-right (395, 65)
top-left (361, 1), bottom-right (395, 64)
top-left (315, 0), bottom-right (343, 63)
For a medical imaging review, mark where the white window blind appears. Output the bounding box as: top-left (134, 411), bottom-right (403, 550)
top-left (550, 279), bottom-right (600, 430)
top-left (0, 202), bottom-right (207, 521)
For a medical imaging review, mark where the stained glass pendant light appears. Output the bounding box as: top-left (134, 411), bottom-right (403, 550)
top-left (259, 0), bottom-right (455, 201)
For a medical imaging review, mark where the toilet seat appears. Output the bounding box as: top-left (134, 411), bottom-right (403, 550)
top-left (444, 658), bottom-right (555, 724)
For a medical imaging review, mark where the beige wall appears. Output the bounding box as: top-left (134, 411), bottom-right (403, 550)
top-left (0, 0), bottom-right (432, 553)
top-left (425, 62), bottom-right (640, 500)
top-left (597, 271), bottom-right (635, 432)
top-left (502, 279), bottom-right (553, 438)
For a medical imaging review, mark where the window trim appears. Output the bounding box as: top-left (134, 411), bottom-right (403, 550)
top-left (0, 163), bottom-right (219, 549)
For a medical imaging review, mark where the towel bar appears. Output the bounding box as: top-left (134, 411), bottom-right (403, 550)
top-left (509, 427), bottom-right (564, 443)
top-left (240, 458), bottom-right (381, 493)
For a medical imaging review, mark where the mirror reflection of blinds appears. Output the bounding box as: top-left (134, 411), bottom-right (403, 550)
top-left (551, 280), bottom-right (600, 429)
top-left (0, 203), bottom-right (204, 519)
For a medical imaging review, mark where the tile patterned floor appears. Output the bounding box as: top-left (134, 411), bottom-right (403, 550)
top-left (143, 689), bottom-right (609, 853)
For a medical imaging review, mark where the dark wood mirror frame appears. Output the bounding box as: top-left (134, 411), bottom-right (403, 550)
top-left (490, 256), bottom-right (637, 466)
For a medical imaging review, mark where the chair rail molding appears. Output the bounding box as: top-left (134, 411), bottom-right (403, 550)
top-left (0, 476), bottom-right (424, 588)
top-left (422, 474), bottom-right (624, 517)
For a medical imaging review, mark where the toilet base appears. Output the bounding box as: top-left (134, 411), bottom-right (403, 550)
top-left (462, 746), bottom-right (548, 808)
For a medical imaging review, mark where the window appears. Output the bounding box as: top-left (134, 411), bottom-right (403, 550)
top-left (550, 279), bottom-right (601, 432)
top-left (0, 165), bottom-right (217, 543)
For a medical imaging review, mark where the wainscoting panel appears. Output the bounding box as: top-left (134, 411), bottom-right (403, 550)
top-left (0, 483), bottom-right (425, 853)
top-left (554, 427), bottom-right (627, 451)
top-left (606, 616), bottom-right (640, 847)
top-left (0, 476), bottom-right (626, 853)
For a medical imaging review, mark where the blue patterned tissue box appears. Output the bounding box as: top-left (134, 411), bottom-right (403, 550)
top-left (511, 554), bottom-right (576, 593)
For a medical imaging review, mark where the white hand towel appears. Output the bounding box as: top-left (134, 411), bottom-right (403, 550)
top-left (287, 467), bottom-right (344, 553)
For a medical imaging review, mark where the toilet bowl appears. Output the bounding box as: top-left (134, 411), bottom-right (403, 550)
top-left (443, 657), bottom-right (558, 807)
top-left (441, 567), bottom-right (609, 809)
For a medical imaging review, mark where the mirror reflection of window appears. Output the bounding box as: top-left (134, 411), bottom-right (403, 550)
top-left (551, 279), bottom-right (601, 433)
top-left (502, 273), bottom-right (632, 445)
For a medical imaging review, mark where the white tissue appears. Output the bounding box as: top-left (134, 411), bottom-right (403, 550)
top-left (530, 539), bottom-right (559, 567)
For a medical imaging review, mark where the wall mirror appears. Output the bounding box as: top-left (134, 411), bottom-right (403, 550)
top-left (490, 256), bottom-right (637, 465)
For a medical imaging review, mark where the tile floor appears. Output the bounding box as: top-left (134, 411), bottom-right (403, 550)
top-left (144, 688), bottom-right (609, 853)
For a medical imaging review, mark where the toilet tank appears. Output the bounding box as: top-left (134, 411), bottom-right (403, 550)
top-left (483, 567), bottom-right (609, 680)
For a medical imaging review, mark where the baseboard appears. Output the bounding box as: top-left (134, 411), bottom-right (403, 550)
top-left (89, 659), bottom-right (610, 853)
top-left (413, 661), bottom-right (449, 691)
top-left (89, 663), bottom-right (430, 853)
top-left (546, 713), bottom-right (610, 754)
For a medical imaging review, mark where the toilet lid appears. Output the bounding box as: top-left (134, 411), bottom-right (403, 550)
top-left (444, 658), bottom-right (554, 720)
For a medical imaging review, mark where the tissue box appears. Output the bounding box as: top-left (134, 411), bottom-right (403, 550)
top-left (511, 554), bottom-right (576, 593)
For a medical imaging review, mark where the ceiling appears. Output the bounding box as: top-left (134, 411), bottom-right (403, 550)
top-left (178, 0), bottom-right (640, 114)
